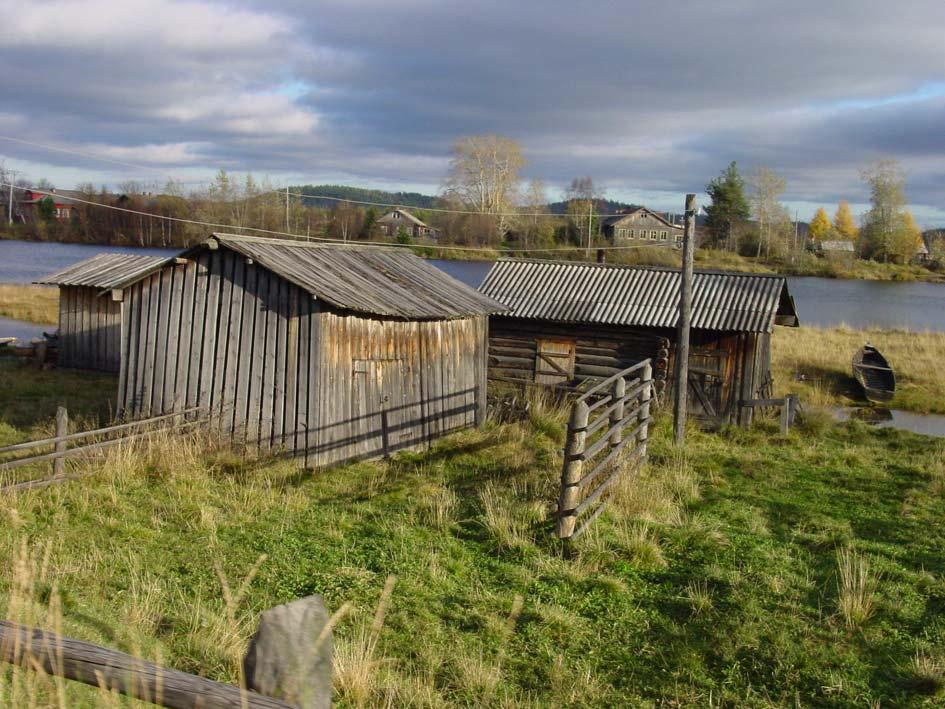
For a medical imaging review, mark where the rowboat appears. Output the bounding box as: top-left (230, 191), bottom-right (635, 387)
top-left (852, 344), bottom-right (895, 404)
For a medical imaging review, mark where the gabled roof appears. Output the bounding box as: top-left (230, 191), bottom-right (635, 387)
top-left (601, 207), bottom-right (682, 230)
top-left (186, 234), bottom-right (506, 320)
top-left (378, 208), bottom-right (430, 228)
top-left (478, 259), bottom-right (798, 333)
top-left (819, 240), bottom-right (855, 252)
top-left (34, 253), bottom-right (168, 290)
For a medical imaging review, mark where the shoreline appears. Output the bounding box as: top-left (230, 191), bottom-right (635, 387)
top-left (3, 233), bottom-right (943, 283)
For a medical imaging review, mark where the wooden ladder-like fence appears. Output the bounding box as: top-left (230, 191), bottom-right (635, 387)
top-left (0, 407), bottom-right (201, 492)
top-left (556, 360), bottom-right (654, 541)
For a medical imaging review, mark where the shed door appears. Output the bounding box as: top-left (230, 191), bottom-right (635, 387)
top-left (353, 358), bottom-right (422, 458)
top-left (535, 339), bottom-right (576, 386)
top-left (687, 348), bottom-right (728, 422)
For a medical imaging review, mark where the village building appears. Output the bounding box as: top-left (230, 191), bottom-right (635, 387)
top-left (600, 207), bottom-right (684, 248)
top-left (478, 259), bottom-right (798, 427)
top-left (376, 208), bottom-right (440, 240)
top-left (17, 188), bottom-right (85, 223)
top-left (813, 239), bottom-right (856, 266)
top-left (108, 234), bottom-right (504, 466)
top-left (35, 253), bottom-right (169, 372)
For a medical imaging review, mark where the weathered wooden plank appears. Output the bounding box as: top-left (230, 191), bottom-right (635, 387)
top-left (233, 262), bottom-right (257, 437)
top-left (174, 259), bottom-right (197, 412)
top-left (284, 287), bottom-right (299, 454)
top-left (210, 251), bottom-right (236, 423)
top-left (116, 288), bottom-right (130, 415)
top-left (151, 267), bottom-right (173, 415)
top-left (271, 277), bottom-right (288, 450)
top-left (132, 280), bottom-right (152, 418)
top-left (259, 271), bottom-right (278, 452)
top-left (0, 620), bottom-right (293, 709)
top-left (297, 297), bottom-right (311, 461)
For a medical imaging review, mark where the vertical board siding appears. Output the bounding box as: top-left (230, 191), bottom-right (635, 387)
top-left (56, 286), bottom-right (122, 372)
top-left (118, 248), bottom-right (488, 467)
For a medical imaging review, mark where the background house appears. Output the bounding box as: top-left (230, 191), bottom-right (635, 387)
top-left (113, 234), bottom-right (504, 466)
top-left (17, 188), bottom-right (84, 223)
top-left (601, 207), bottom-right (684, 248)
top-left (479, 259), bottom-right (798, 427)
top-left (35, 253), bottom-right (169, 372)
top-left (377, 208), bottom-right (440, 240)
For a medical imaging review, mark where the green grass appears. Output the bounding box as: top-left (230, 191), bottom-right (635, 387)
top-left (2, 361), bottom-right (945, 706)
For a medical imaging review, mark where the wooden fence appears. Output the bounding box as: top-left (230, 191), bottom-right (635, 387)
top-left (740, 394), bottom-right (799, 434)
top-left (0, 595), bottom-right (331, 708)
top-left (556, 360), bottom-right (654, 541)
top-left (0, 407), bottom-right (201, 492)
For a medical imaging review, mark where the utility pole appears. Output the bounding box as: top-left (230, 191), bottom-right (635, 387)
top-left (673, 193), bottom-right (696, 446)
top-left (586, 199), bottom-right (593, 259)
top-left (285, 186), bottom-right (290, 232)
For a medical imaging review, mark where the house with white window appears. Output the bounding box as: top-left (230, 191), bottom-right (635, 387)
top-left (601, 207), bottom-right (684, 248)
top-left (377, 208), bottom-right (440, 240)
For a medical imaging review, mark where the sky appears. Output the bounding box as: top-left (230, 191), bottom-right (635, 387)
top-left (1, 0), bottom-right (945, 225)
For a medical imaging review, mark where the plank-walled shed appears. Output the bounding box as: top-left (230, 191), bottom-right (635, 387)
top-left (34, 253), bottom-right (168, 372)
top-left (112, 234), bottom-right (507, 467)
top-left (478, 259), bottom-right (799, 426)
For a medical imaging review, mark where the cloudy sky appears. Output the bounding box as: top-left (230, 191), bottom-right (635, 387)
top-left (2, 0), bottom-right (945, 224)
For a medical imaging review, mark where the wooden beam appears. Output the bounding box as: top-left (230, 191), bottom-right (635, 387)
top-left (0, 620), bottom-right (292, 709)
top-left (673, 193), bottom-right (696, 445)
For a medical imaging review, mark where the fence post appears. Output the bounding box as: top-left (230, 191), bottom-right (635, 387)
top-left (53, 407), bottom-right (68, 477)
top-left (638, 362), bottom-right (652, 456)
top-left (610, 375), bottom-right (626, 450)
top-left (557, 400), bottom-right (589, 540)
top-left (779, 397), bottom-right (790, 434)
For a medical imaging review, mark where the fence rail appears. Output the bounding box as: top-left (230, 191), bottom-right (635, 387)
top-left (0, 407), bottom-right (202, 490)
top-left (556, 360), bottom-right (654, 541)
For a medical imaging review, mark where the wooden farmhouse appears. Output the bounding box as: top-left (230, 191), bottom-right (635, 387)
top-left (478, 260), bottom-right (799, 426)
top-left (600, 207), bottom-right (684, 248)
top-left (109, 234), bottom-right (506, 466)
top-left (376, 208), bottom-right (440, 240)
top-left (35, 253), bottom-right (168, 372)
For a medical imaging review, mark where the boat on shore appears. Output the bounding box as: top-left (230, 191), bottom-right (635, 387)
top-left (852, 344), bottom-right (896, 404)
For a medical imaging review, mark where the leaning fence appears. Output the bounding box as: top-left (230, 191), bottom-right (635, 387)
top-left (556, 360), bottom-right (654, 541)
top-left (0, 407), bottom-right (202, 492)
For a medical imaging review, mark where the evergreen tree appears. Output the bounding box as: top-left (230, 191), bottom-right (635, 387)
top-left (809, 208), bottom-right (832, 242)
top-left (704, 162), bottom-right (750, 249)
top-left (833, 201), bottom-right (858, 242)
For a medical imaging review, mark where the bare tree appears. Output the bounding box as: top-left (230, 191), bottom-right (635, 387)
top-left (566, 176), bottom-right (602, 256)
top-left (444, 134), bottom-right (525, 243)
top-left (749, 167), bottom-right (787, 259)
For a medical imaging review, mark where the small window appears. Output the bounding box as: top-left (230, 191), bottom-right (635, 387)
top-left (660, 231), bottom-right (668, 241)
top-left (650, 230), bottom-right (658, 240)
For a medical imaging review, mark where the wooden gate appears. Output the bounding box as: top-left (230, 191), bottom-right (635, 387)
top-left (687, 348), bottom-right (728, 422)
top-left (556, 360), bottom-right (654, 540)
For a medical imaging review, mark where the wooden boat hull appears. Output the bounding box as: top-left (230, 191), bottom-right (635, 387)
top-left (852, 345), bottom-right (895, 404)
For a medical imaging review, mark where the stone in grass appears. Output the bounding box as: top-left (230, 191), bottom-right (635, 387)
top-left (243, 595), bottom-right (332, 708)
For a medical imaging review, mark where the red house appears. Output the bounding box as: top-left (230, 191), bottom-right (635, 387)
top-left (17, 188), bottom-right (82, 223)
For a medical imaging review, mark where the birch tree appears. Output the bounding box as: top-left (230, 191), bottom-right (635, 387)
top-left (749, 166), bottom-right (786, 258)
top-left (444, 134), bottom-right (525, 242)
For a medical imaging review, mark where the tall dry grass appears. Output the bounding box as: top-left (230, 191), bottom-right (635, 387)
top-left (836, 547), bottom-right (878, 629)
top-left (772, 326), bottom-right (945, 414)
top-left (0, 284), bottom-right (59, 325)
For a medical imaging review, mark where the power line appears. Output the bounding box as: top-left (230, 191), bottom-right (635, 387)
top-left (1, 181), bottom-right (682, 256)
top-left (0, 133), bottom-right (673, 219)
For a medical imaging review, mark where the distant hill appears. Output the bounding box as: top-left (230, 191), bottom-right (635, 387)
top-left (546, 198), bottom-right (642, 216)
top-left (289, 184), bottom-right (438, 210)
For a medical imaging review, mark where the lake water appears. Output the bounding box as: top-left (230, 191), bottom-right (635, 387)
top-left (834, 407), bottom-right (945, 439)
top-left (1, 239), bottom-right (944, 332)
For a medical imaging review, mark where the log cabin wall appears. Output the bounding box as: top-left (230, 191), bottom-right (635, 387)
top-left (58, 285), bottom-right (122, 372)
top-left (117, 248), bottom-right (490, 466)
top-left (488, 317), bottom-right (670, 393)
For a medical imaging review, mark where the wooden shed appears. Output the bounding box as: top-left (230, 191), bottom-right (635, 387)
top-left (113, 234), bottom-right (506, 466)
top-left (35, 253), bottom-right (168, 372)
top-left (478, 259), bottom-right (799, 426)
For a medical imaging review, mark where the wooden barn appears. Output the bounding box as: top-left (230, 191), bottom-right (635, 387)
top-left (111, 234), bottom-right (506, 466)
top-left (35, 253), bottom-right (168, 372)
top-left (478, 259), bottom-right (798, 426)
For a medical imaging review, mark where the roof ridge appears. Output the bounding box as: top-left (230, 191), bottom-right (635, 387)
top-left (493, 258), bottom-right (786, 279)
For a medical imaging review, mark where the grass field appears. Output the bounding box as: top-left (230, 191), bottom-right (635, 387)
top-left (2, 357), bottom-right (945, 706)
top-left (773, 326), bottom-right (945, 415)
top-left (0, 284), bottom-right (59, 326)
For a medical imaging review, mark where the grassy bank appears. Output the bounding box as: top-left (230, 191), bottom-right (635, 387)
top-left (0, 284), bottom-right (59, 326)
top-left (773, 326), bottom-right (945, 415)
top-left (2, 359), bottom-right (945, 706)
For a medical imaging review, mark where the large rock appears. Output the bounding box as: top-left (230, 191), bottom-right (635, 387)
top-left (243, 595), bottom-right (333, 708)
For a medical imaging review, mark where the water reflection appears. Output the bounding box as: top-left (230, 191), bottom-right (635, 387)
top-left (834, 406), bottom-right (945, 438)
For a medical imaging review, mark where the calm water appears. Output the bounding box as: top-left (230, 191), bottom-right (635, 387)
top-left (834, 408), bottom-right (945, 438)
top-left (1, 240), bottom-right (944, 331)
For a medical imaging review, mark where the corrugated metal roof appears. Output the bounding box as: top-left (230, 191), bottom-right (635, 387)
top-left (202, 234), bottom-right (507, 320)
top-left (35, 253), bottom-right (168, 290)
top-left (478, 259), bottom-right (798, 333)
